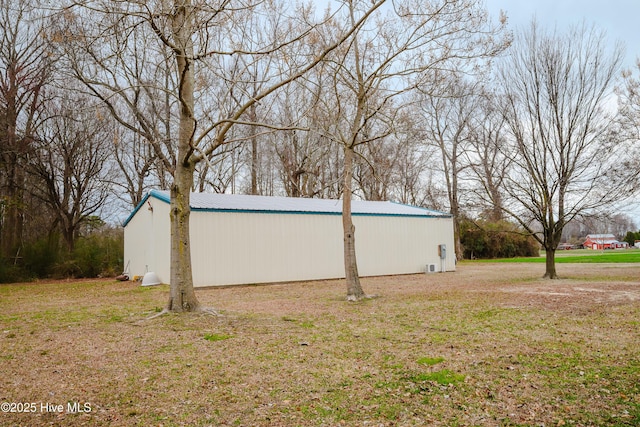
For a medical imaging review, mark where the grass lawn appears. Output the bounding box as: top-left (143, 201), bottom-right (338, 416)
top-left (475, 248), bottom-right (640, 264)
top-left (1, 262), bottom-right (639, 426)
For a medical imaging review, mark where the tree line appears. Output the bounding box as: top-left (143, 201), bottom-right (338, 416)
top-left (1, 1), bottom-right (639, 304)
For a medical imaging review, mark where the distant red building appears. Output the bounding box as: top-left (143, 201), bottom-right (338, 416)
top-left (583, 234), bottom-right (629, 250)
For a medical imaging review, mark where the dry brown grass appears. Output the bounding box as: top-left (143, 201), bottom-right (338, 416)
top-left (1, 262), bottom-right (639, 426)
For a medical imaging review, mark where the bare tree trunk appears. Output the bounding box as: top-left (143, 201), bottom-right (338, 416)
top-left (1, 94), bottom-right (23, 259)
top-left (452, 217), bottom-right (463, 261)
top-left (251, 134), bottom-right (258, 195)
top-left (1, 158), bottom-right (24, 259)
top-left (166, 0), bottom-right (200, 312)
top-left (489, 187), bottom-right (503, 222)
top-left (250, 101), bottom-right (259, 195)
top-left (168, 161), bottom-right (200, 312)
top-left (543, 247), bottom-right (557, 279)
top-left (343, 145), bottom-right (365, 301)
top-left (61, 219), bottom-right (75, 253)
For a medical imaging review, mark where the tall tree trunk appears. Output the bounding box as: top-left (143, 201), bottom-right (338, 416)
top-left (542, 222), bottom-right (560, 279)
top-left (452, 217), bottom-right (463, 261)
top-left (61, 220), bottom-right (75, 253)
top-left (543, 247), bottom-right (557, 279)
top-left (249, 99), bottom-right (258, 195)
top-left (168, 161), bottom-right (200, 312)
top-left (167, 0), bottom-right (200, 312)
top-left (1, 100), bottom-right (23, 260)
top-left (448, 185), bottom-right (463, 261)
top-left (343, 145), bottom-right (365, 301)
top-left (251, 134), bottom-right (258, 195)
top-left (1, 157), bottom-right (24, 259)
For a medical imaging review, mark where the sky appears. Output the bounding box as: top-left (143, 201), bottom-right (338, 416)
top-left (483, 0), bottom-right (640, 69)
top-left (484, 0), bottom-right (640, 226)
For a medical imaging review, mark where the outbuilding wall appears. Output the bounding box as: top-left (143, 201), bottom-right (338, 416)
top-left (354, 215), bottom-right (454, 277)
top-left (123, 198), bottom-right (170, 282)
top-left (190, 210), bottom-right (344, 286)
top-left (124, 194), bottom-right (456, 287)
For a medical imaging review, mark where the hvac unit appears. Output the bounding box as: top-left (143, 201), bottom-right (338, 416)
top-left (426, 264), bottom-right (437, 273)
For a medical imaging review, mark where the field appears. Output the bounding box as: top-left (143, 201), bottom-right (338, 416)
top-left (1, 261), bottom-right (639, 426)
top-left (480, 248), bottom-right (640, 264)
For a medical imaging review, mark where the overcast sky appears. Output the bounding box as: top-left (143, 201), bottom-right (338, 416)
top-left (484, 0), bottom-right (640, 69)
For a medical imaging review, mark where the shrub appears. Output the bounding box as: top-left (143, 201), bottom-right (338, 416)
top-left (22, 235), bottom-right (60, 278)
top-left (1, 225), bottom-right (124, 282)
top-left (624, 231), bottom-right (640, 247)
top-left (460, 218), bottom-right (539, 259)
top-left (0, 258), bottom-right (27, 283)
top-left (57, 228), bottom-right (123, 278)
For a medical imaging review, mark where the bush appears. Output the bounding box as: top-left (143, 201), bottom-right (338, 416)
top-left (460, 219), bottom-right (539, 259)
top-left (0, 258), bottom-right (27, 283)
top-left (624, 231), bottom-right (640, 247)
top-left (22, 235), bottom-right (60, 278)
top-left (0, 226), bottom-right (124, 282)
top-left (54, 229), bottom-right (123, 279)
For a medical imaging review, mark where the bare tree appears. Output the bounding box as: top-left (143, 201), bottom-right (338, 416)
top-left (316, 0), bottom-right (505, 299)
top-left (617, 60), bottom-right (640, 142)
top-left (271, 69), bottom-right (339, 198)
top-left (111, 128), bottom-right (163, 208)
top-left (499, 21), bottom-right (636, 278)
top-left (354, 138), bottom-right (398, 202)
top-left (467, 89), bottom-right (511, 222)
top-left (51, 8), bottom-right (179, 208)
top-left (30, 90), bottom-right (112, 252)
top-left (0, 0), bottom-right (51, 261)
top-left (388, 110), bottom-right (439, 208)
top-left (60, 0), bottom-right (384, 312)
top-left (418, 75), bottom-right (482, 259)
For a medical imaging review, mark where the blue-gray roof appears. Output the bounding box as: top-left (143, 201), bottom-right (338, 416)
top-left (123, 189), bottom-right (450, 226)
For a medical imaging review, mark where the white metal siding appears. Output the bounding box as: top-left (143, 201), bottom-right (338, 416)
top-left (190, 211), bottom-right (344, 286)
top-left (152, 201), bottom-right (171, 283)
top-left (123, 202), bottom-right (153, 279)
top-left (354, 216), bottom-right (455, 276)
top-left (124, 193), bottom-right (456, 287)
top-left (187, 211), bottom-right (455, 287)
top-left (123, 198), bottom-right (170, 283)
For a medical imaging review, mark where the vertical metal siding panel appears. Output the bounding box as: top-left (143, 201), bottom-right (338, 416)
top-left (188, 209), bottom-right (455, 287)
top-left (353, 215), bottom-right (456, 276)
top-left (153, 201), bottom-right (171, 283)
top-left (190, 211), bottom-right (346, 287)
top-left (191, 210), bottom-right (234, 286)
top-left (226, 212), bottom-right (343, 285)
top-left (293, 213), bottom-right (344, 280)
top-left (123, 208), bottom-right (148, 279)
top-left (442, 217), bottom-right (457, 271)
top-left (353, 216), bottom-right (389, 275)
top-left (247, 213), bottom-right (271, 283)
top-left (123, 198), bottom-right (172, 284)
top-left (419, 216), bottom-right (456, 272)
top-left (355, 216), bottom-right (418, 276)
top-left (190, 211), bottom-right (205, 287)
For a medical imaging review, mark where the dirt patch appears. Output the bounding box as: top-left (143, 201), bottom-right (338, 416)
top-left (203, 262), bottom-right (640, 315)
top-left (1, 262), bottom-right (638, 426)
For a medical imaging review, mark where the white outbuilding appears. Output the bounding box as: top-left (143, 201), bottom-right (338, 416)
top-left (123, 190), bottom-right (455, 287)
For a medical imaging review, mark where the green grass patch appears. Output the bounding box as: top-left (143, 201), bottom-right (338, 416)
top-left (471, 248), bottom-right (640, 263)
top-left (409, 369), bottom-right (465, 385)
top-left (417, 356), bottom-right (445, 366)
top-left (203, 333), bottom-right (233, 342)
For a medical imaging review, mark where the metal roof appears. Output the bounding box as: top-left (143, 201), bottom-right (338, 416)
top-left (123, 189), bottom-right (450, 226)
top-left (584, 234), bottom-right (617, 242)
